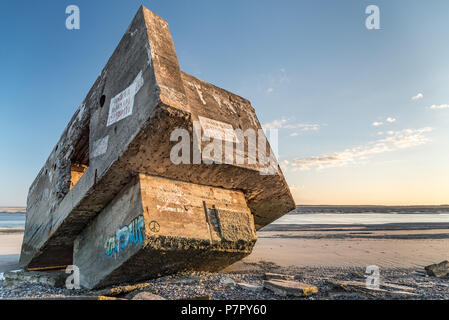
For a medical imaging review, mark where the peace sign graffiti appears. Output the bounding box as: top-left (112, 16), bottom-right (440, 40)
top-left (149, 220), bottom-right (160, 233)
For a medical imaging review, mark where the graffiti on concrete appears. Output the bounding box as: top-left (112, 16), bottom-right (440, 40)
top-left (149, 220), bottom-right (160, 233)
top-left (104, 215), bottom-right (145, 258)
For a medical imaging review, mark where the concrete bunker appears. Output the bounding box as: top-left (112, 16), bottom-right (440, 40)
top-left (20, 6), bottom-right (296, 289)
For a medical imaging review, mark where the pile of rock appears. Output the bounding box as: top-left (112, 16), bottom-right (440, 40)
top-left (425, 261), bottom-right (449, 278)
top-left (3, 270), bottom-right (66, 288)
top-left (263, 273), bottom-right (318, 297)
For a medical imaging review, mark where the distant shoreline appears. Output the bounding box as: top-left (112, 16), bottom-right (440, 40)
top-left (0, 228), bottom-right (24, 234)
top-left (292, 205), bottom-right (449, 215)
top-left (0, 208), bottom-right (26, 214)
top-left (297, 205), bottom-right (449, 207)
top-left (2, 204), bottom-right (449, 214)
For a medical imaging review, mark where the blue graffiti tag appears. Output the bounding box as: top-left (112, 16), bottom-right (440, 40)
top-left (104, 215), bottom-right (145, 257)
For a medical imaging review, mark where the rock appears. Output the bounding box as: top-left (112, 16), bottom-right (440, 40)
top-left (328, 280), bottom-right (379, 297)
top-left (350, 271), bottom-right (365, 279)
top-left (3, 271), bottom-right (66, 288)
top-left (264, 272), bottom-right (295, 281)
top-left (131, 292), bottom-right (166, 300)
top-left (328, 280), bottom-right (417, 297)
top-left (188, 296), bottom-right (212, 300)
top-left (381, 282), bottom-right (415, 292)
top-left (94, 282), bottom-right (152, 297)
top-left (170, 276), bottom-right (202, 285)
top-left (264, 280), bottom-right (318, 297)
top-left (219, 276), bottom-right (236, 286)
top-left (2, 296), bottom-right (125, 300)
top-left (237, 283), bottom-right (264, 292)
top-left (425, 261), bottom-right (449, 278)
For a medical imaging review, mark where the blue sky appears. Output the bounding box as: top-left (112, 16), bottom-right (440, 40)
top-left (1, 0), bottom-right (448, 206)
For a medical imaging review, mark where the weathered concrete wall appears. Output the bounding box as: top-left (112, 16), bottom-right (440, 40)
top-left (20, 6), bottom-right (295, 275)
top-left (74, 175), bottom-right (256, 289)
top-left (21, 6), bottom-right (172, 268)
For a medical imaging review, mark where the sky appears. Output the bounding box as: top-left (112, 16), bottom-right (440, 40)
top-left (0, 0), bottom-right (448, 206)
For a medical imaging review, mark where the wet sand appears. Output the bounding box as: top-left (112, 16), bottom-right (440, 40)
top-left (0, 229), bottom-right (23, 272)
top-left (230, 223), bottom-right (449, 272)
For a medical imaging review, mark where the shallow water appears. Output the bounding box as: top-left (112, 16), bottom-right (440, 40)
top-left (274, 213), bottom-right (449, 225)
top-left (1, 210), bottom-right (449, 228)
top-left (0, 213), bottom-right (26, 228)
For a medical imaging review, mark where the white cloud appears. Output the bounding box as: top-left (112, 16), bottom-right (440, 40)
top-left (386, 117), bottom-right (396, 123)
top-left (289, 183), bottom-right (305, 192)
top-left (285, 123), bottom-right (321, 131)
top-left (373, 117), bottom-right (396, 127)
top-left (412, 93), bottom-right (424, 101)
top-left (261, 68), bottom-right (290, 94)
top-left (429, 104), bottom-right (449, 110)
top-left (262, 118), bottom-right (289, 130)
top-left (262, 118), bottom-right (322, 132)
top-left (290, 132), bottom-right (299, 137)
top-left (280, 160), bottom-right (289, 171)
top-left (286, 127), bottom-right (433, 171)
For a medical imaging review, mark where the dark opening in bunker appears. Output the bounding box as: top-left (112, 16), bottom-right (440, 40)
top-left (100, 95), bottom-right (106, 108)
top-left (70, 126), bottom-right (90, 190)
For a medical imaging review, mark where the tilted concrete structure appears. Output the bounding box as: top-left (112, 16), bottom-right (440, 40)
top-left (20, 6), bottom-right (295, 289)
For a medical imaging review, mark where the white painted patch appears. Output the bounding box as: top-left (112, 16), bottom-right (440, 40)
top-left (42, 189), bottom-right (49, 201)
top-left (77, 103), bottom-right (86, 122)
top-left (194, 84), bottom-right (207, 105)
top-left (213, 94), bottom-right (237, 114)
top-left (48, 166), bottom-right (54, 183)
top-left (107, 71), bottom-right (144, 127)
top-left (92, 136), bottom-right (109, 158)
top-left (156, 205), bottom-right (185, 213)
top-left (199, 116), bottom-right (239, 143)
top-left (146, 44), bottom-right (153, 66)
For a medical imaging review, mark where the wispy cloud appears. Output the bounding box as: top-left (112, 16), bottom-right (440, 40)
top-left (263, 118), bottom-right (289, 130)
top-left (262, 68), bottom-right (289, 94)
top-left (372, 117), bottom-right (396, 127)
top-left (412, 93), bottom-right (424, 101)
top-left (263, 118), bottom-right (322, 132)
top-left (285, 123), bottom-right (321, 131)
top-left (286, 127), bottom-right (433, 171)
top-left (429, 104), bottom-right (449, 110)
top-left (386, 117), bottom-right (396, 123)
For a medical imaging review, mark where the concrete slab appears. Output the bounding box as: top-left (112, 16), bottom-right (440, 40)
top-left (74, 174), bottom-right (257, 289)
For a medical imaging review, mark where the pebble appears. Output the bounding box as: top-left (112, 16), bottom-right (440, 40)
top-left (0, 264), bottom-right (447, 300)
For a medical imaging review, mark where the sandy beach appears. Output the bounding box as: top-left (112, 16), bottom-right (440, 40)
top-left (0, 228), bottom-right (23, 273)
top-left (1, 210), bottom-right (449, 299)
top-left (229, 223), bottom-right (449, 272)
top-left (1, 221), bottom-right (448, 273)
